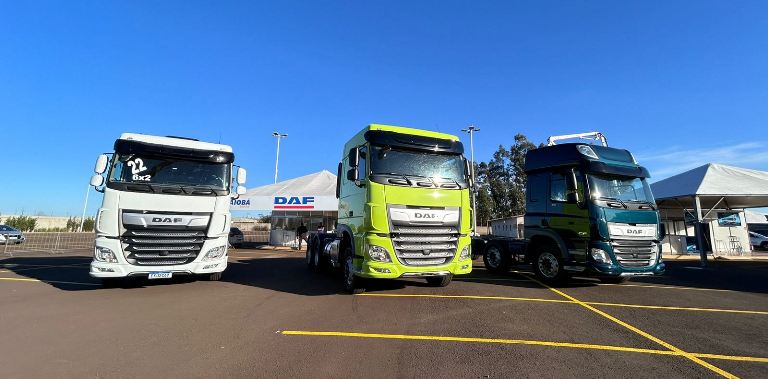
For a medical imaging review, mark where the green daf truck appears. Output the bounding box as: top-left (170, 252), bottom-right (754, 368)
top-left (307, 124), bottom-right (473, 293)
top-left (475, 132), bottom-right (666, 284)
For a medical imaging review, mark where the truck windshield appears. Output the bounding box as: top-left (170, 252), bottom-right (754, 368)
top-left (370, 146), bottom-right (466, 181)
top-left (108, 154), bottom-right (230, 190)
top-left (588, 174), bottom-right (655, 204)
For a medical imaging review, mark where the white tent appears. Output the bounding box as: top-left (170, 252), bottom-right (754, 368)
top-left (652, 163), bottom-right (768, 210)
top-left (231, 170), bottom-right (338, 211)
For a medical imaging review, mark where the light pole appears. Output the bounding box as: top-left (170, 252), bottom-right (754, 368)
top-left (78, 183), bottom-right (91, 232)
top-left (272, 132), bottom-right (288, 183)
top-left (462, 125), bottom-right (480, 235)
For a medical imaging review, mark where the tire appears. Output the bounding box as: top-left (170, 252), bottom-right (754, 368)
top-left (483, 242), bottom-right (511, 273)
top-left (342, 246), bottom-right (365, 294)
top-left (532, 245), bottom-right (569, 284)
top-left (312, 241), bottom-right (325, 273)
top-left (207, 271), bottom-right (223, 281)
top-left (426, 274), bottom-right (453, 287)
top-left (601, 276), bottom-right (630, 284)
top-left (306, 238), bottom-right (316, 270)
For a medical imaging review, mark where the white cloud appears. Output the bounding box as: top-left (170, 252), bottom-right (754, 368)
top-left (636, 141), bottom-right (768, 181)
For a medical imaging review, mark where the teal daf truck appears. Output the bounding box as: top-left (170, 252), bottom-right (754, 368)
top-left (307, 124), bottom-right (474, 293)
top-left (476, 132), bottom-right (666, 283)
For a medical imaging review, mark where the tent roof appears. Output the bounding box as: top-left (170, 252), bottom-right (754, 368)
top-left (652, 163), bottom-right (768, 209)
top-left (746, 210), bottom-right (768, 225)
top-left (243, 170), bottom-right (337, 197)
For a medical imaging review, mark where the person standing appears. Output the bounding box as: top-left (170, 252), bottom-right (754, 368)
top-left (296, 222), bottom-right (308, 250)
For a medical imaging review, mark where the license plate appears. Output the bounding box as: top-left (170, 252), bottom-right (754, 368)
top-left (148, 272), bottom-right (172, 279)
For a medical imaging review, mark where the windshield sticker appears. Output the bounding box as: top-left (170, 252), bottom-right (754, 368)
top-left (127, 158), bottom-right (152, 181)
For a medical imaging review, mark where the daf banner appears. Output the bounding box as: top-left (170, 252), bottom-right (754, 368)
top-left (230, 195), bottom-right (339, 211)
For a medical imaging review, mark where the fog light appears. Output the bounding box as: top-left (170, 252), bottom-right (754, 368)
top-left (94, 246), bottom-right (118, 263)
top-left (461, 264), bottom-right (470, 270)
top-left (590, 248), bottom-right (612, 264)
top-left (203, 246), bottom-right (227, 261)
top-left (368, 245), bottom-right (391, 262)
top-left (459, 246), bottom-right (471, 261)
top-left (373, 267), bottom-right (391, 273)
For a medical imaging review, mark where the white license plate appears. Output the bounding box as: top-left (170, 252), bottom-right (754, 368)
top-left (148, 272), bottom-right (172, 279)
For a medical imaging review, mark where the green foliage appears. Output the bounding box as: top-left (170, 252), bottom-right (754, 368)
top-left (66, 217), bottom-right (79, 232)
top-left (4, 215), bottom-right (38, 232)
top-left (472, 134), bottom-right (538, 223)
top-left (258, 215), bottom-right (272, 224)
top-left (82, 217), bottom-right (95, 232)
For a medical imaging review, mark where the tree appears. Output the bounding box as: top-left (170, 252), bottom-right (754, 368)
top-left (5, 215), bottom-right (38, 232)
top-left (477, 134), bottom-right (538, 218)
top-left (473, 162), bottom-right (496, 226)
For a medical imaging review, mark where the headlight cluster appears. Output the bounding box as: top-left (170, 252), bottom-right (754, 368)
top-left (203, 246), bottom-right (227, 261)
top-left (368, 245), bottom-right (391, 262)
top-left (94, 246), bottom-right (118, 263)
top-left (459, 246), bottom-right (471, 261)
top-left (590, 248), bottom-right (612, 264)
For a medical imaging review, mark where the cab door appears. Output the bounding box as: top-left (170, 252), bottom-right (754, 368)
top-left (547, 171), bottom-right (589, 263)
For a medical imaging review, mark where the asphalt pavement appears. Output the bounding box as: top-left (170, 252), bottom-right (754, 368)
top-left (1, 249), bottom-right (766, 378)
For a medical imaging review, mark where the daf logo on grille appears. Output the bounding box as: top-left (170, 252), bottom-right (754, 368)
top-left (627, 229), bottom-right (643, 234)
top-left (152, 217), bottom-right (183, 223)
top-left (632, 253), bottom-right (638, 258)
top-left (422, 250), bottom-right (431, 255)
top-left (414, 213), bottom-right (438, 219)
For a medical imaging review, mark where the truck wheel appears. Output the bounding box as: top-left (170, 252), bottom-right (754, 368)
top-left (426, 274), bottom-right (453, 287)
top-left (532, 246), bottom-right (568, 284)
top-left (342, 247), bottom-right (365, 294)
top-left (483, 242), bottom-right (511, 273)
top-left (207, 272), bottom-right (223, 281)
top-left (312, 240), bottom-right (325, 273)
top-left (600, 277), bottom-right (630, 284)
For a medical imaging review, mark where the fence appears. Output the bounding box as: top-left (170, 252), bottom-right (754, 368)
top-left (2, 230), bottom-right (273, 257)
top-left (2, 232), bottom-right (95, 256)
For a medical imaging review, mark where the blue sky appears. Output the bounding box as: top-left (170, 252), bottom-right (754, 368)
top-left (1, 1), bottom-right (767, 216)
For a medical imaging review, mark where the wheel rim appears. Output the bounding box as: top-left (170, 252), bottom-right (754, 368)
top-left (486, 247), bottom-right (502, 268)
top-left (537, 252), bottom-right (559, 278)
top-left (345, 256), bottom-right (354, 288)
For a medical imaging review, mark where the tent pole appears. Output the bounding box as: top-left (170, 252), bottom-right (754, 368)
top-left (694, 196), bottom-right (707, 267)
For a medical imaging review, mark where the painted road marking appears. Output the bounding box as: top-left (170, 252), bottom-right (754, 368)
top-left (523, 274), bottom-right (737, 379)
top-left (357, 293), bottom-right (768, 316)
top-left (0, 277), bottom-right (100, 286)
top-left (281, 331), bottom-right (768, 364)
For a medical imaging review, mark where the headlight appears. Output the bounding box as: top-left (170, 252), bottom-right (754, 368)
top-left (367, 245), bottom-right (391, 262)
top-left (94, 246), bottom-right (118, 263)
top-left (203, 246), bottom-right (227, 261)
top-left (459, 246), bottom-right (471, 261)
top-left (590, 248), bottom-right (612, 264)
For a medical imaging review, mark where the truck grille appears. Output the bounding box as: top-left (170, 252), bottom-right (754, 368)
top-left (391, 226), bottom-right (459, 266)
top-left (122, 229), bottom-right (206, 266)
top-left (612, 240), bottom-right (656, 268)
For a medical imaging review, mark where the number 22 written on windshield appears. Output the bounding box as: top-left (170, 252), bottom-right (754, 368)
top-left (127, 158), bottom-right (151, 181)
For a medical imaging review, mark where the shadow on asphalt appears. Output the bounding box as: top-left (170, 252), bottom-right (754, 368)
top-left (3, 254), bottom-right (767, 295)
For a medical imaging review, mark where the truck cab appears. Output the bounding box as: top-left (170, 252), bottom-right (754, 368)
top-left (88, 133), bottom-right (246, 284)
top-left (308, 124), bottom-right (473, 293)
top-left (524, 134), bottom-right (665, 283)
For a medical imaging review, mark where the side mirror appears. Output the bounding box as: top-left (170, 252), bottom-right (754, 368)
top-left (566, 191), bottom-right (580, 204)
top-left (465, 159), bottom-right (473, 186)
top-left (659, 223), bottom-right (667, 240)
top-left (237, 167), bottom-right (247, 185)
top-left (94, 154), bottom-right (109, 174)
top-left (236, 185), bottom-right (247, 195)
top-left (348, 147), bottom-right (360, 168)
top-left (90, 174), bottom-right (104, 187)
top-left (347, 168), bottom-right (358, 181)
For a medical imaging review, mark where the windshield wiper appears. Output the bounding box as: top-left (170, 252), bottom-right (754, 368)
top-left (599, 197), bottom-right (627, 209)
top-left (125, 183), bottom-right (156, 193)
top-left (626, 200), bottom-right (657, 209)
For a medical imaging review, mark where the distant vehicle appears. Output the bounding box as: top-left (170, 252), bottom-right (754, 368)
top-left (749, 231), bottom-right (768, 250)
top-left (0, 225), bottom-right (25, 245)
top-left (229, 227), bottom-right (245, 248)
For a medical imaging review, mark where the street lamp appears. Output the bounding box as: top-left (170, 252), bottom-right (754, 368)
top-left (462, 125), bottom-right (480, 235)
top-left (272, 132), bottom-right (288, 183)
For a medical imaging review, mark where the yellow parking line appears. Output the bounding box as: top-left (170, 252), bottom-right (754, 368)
top-left (357, 293), bottom-right (768, 316)
top-left (0, 277), bottom-right (100, 286)
top-left (522, 274), bottom-right (737, 378)
top-left (281, 330), bottom-right (768, 364)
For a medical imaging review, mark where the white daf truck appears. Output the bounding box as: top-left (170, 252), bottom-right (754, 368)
top-left (88, 133), bottom-right (246, 285)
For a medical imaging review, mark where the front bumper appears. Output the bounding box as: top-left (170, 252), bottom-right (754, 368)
top-left (89, 236), bottom-right (228, 278)
top-left (583, 261), bottom-right (666, 278)
top-left (354, 234), bottom-right (473, 279)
